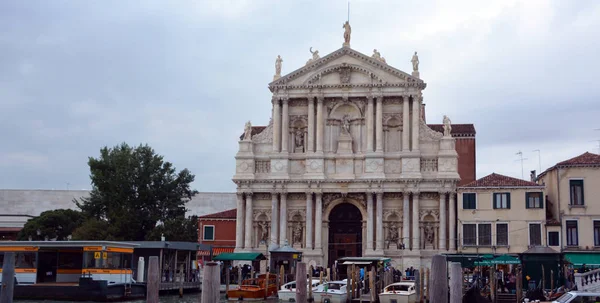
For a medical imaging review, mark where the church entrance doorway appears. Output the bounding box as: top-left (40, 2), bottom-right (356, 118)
top-left (328, 203), bottom-right (362, 269)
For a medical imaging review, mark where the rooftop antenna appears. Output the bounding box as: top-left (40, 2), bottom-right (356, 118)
top-left (532, 150), bottom-right (541, 173)
top-left (515, 151), bottom-right (528, 179)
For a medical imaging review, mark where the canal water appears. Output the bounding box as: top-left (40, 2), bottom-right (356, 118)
top-left (15, 294), bottom-right (280, 303)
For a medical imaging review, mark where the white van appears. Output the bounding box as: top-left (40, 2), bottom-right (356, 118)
top-left (553, 291), bottom-right (600, 303)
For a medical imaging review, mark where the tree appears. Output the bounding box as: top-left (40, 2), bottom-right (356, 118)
top-left (71, 218), bottom-right (110, 241)
top-left (75, 143), bottom-right (198, 241)
top-left (17, 209), bottom-right (84, 241)
top-left (146, 215), bottom-right (199, 242)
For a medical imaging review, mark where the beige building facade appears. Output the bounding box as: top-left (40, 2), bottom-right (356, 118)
top-left (537, 152), bottom-right (600, 256)
top-left (457, 173), bottom-right (546, 254)
top-left (232, 27), bottom-right (471, 269)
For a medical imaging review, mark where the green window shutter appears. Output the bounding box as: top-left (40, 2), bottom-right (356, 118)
top-left (525, 193), bottom-right (529, 209)
top-left (493, 193), bottom-right (497, 209)
top-left (507, 193), bottom-right (511, 209)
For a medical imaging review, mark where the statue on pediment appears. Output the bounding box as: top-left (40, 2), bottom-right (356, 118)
top-left (275, 55), bottom-right (282, 77)
top-left (343, 21), bottom-right (351, 46)
top-left (243, 121), bottom-right (252, 140)
top-left (411, 51), bottom-right (419, 71)
top-left (443, 115), bottom-right (452, 137)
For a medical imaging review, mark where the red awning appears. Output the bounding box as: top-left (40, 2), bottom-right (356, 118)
top-left (197, 247), bottom-right (235, 257)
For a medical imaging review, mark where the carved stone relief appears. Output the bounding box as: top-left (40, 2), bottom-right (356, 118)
top-left (402, 158), bottom-right (419, 172)
top-left (254, 193), bottom-right (271, 200)
top-left (383, 193), bottom-right (404, 199)
top-left (255, 161), bottom-right (271, 173)
top-left (384, 159), bottom-right (402, 174)
top-left (419, 209), bottom-right (440, 221)
top-left (287, 193), bottom-right (306, 201)
top-left (383, 209), bottom-right (403, 221)
top-left (290, 160), bottom-right (306, 174)
top-left (420, 192), bottom-right (439, 200)
top-left (253, 209), bottom-right (272, 221)
top-left (236, 160), bottom-right (252, 173)
top-left (287, 209), bottom-right (306, 221)
top-left (252, 119), bottom-right (273, 144)
top-left (419, 120), bottom-right (443, 141)
top-left (438, 158), bottom-right (458, 172)
top-left (421, 158), bottom-right (438, 172)
top-left (289, 99), bottom-right (307, 107)
top-left (272, 160), bottom-right (287, 172)
top-left (365, 158), bottom-right (384, 173)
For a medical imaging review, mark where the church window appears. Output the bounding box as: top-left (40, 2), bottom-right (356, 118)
top-left (462, 193), bottom-right (476, 209)
top-left (493, 193), bottom-right (510, 209)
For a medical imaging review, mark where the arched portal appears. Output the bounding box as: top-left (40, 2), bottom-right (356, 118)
top-left (327, 203), bottom-right (363, 268)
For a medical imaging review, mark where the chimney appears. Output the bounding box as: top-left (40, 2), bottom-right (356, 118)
top-left (530, 170), bottom-right (537, 182)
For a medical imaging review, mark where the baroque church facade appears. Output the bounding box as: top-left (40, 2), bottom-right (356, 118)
top-left (233, 25), bottom-right (475, 269)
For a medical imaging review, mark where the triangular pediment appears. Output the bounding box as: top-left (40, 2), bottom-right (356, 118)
top-left (269, 47), bottom-right (425, 91)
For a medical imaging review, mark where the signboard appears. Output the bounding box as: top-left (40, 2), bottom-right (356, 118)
top-left (292, 253), bottom-right (303, 261)
top-left (102, 252), bottom-right (108, 259)
top-left (94, 252), bottom-right (101, 259)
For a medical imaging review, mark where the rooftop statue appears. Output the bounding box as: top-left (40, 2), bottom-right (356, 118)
top-left (411, 51), bottom-right (419, 71)
top-left (343, 21), bottom-right (351, 47)
top-left (443, 115), bottom-right (452, 137)
top-left (275, 55), bottom-right (282, 77)
top-left (306, 47), bottom-right (320, 65)
top-left (243, 121), bottom-right (252, 140)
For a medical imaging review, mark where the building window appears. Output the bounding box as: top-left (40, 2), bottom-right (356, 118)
top-left (496, 223), bottom-right (508, 246)
top-left (493, 193), bottom-right (511, 209)
top-left (478, 224), bottom-right (492, 246)
top-left (548, 231), bottom-right (560, 246)
top-left (570, 180), bottom-right (584, 206)
top-left (595, 221), bottom-right (600, 247)
top-left (566, 220), bottom-right (578, 246)
top-left (526, 192), bottom-right (543, 209)
top-left (463, 193), bottom-right (476, 209)
top-left (203, 225), bottom-right (215, 241)
top-left (529, 224), bottom-right (542, 246)
top-left (463, 224), bottom-right (477, 246)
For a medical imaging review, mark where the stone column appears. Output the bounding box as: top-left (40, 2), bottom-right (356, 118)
top-left (403, 193), bottom-right (410, 249)
top-left (244, 192), bottom-right (253, 249)
top-left (411, 95), bottom-right (420, 151)
top-left (402, 95), bottom-right (410, 151)
top-left (272, 98), bottom-right (281, 152)
top-left (281, 98), bottom-right (289, 153)
top-left (315, 193), bottom-right (323, 250)
top-left (307, 96), bottom-right (315, 153)
top-left (279, 192), bottom-right (287, 246)
top-left (366, 192), bottom-right (374, 251)
top-left (412, 192), bottom-right (420, 250)
top-left (376, 192), bottom-right (384, 251)
top-left (270, 193), bottom-right (279, 248)
top-left (366, 96), bottom-right (374, 152)
top-left (449, 193), bottom-right (456, 250)
top-left (439, 192), bottom-right (447, 250)
top-left (306, 192), bottom-right (313, 249)
top-left (375, 96), bottom-right (384, 152)
top-left (236, 193), bottom-right (245, 249)
top-left (316, 97), bottom-right (324, 153)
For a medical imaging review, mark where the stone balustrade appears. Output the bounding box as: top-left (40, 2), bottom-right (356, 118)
top-left (575, 268), bottom-right (600, 292)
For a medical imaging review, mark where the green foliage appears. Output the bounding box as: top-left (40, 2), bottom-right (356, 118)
top-left (71, 218), bottom-right (111, 240)
top-left (75, 143), bottom-right (198, 241)
top-left (146, 215), bottom-right (199, 242)
top-left (17, 209), bottom-right (84, 241)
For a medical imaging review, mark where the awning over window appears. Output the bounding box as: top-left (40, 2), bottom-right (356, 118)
top-left (213, 247), bottom-right (235, 256)
top-left (565, 253), bottom-right (600, 266)
top-left (491, 254), bottom-right (520, 264)
top-left (213, 252), bottom-right (267, 261)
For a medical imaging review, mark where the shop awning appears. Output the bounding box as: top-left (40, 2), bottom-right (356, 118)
top-left (213, 252), bottom-right (266, 261)
top-left (491, 254), bottom-right (520, 264)
top-left (564, 253), bottom-right (600, 266)
top-left (342, 261), bottom-right (372, 265)
top-left (213, 247), bottom-right (235, 256)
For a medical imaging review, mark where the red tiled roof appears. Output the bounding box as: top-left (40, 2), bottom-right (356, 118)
top-left (459, 173), bottom-right (543, 188)
top-left (428, 124), bottom-right (476, 137)
top-left (537, 152), bottom-right (600, 180)
top-left (239, 126), bottom-right (267, 140)
top-left (198, 209), bottom-right (237, 219)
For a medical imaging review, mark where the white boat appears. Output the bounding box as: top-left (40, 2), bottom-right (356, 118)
top-left (277, 278), bottom-right (322, 302)
top-left (379, 281), bottom-right (417, 303)
top-left (312, 280), bottom-right (348, 303)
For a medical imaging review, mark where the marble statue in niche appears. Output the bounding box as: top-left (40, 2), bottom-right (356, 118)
top-left (259, 221), bottom-right (269, 243)
top-left (293, 222), bottom-right (303, 245)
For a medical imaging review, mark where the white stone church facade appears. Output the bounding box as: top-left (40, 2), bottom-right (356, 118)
top-left (233, 37), bottom-right (460, 269)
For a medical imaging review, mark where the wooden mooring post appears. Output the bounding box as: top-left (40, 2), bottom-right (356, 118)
top-left (201, 262), bottom-right (220, 303)
top-left (295, 262), bottom-right (307, 303)
top-left (0, 252), bottom-right (15, 303)
top-left (450, 262), bottom-right (462, 303)
top-left (414, 269), bottom-right (421, 303)
top-left (429, 255), bottom-right (448, 303)
top-left (308, 265), bottom-right (314, 302)
top-left (146, 256), bottom-right (159, 303)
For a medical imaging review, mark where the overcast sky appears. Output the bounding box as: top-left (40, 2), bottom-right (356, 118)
top-left (1, 0), bottom-right (599, 192)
